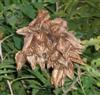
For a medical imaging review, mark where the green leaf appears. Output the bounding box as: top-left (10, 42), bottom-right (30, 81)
top-left (0, 70), bottom-right (16, 75)
top-left (6, 16), bottom-right (17, 28)
top-left (32, 89), bottom-right (39, 95)
top-left (32, 2), bottom-right (43, 9)
top-left (85, 64), bottom-right (100, 77)
top-left (20, 4), bottom-right (36, 19)
top-left (13, 36), bottom-right (22, 49)
top-left (0, 75), bottom-right (13, 80)
top-left (27, 68), bottom-right (49, 85)
top-left (12, 81), bottom-right (27, 95)
top-left (91, 58), bottom-right (100, 68)
top-left (44, 0), bottom-right (56, 4)
top-left (0, 2), bottom-right (3, 12)
top-left (0, 64), bottom-right (15, 69)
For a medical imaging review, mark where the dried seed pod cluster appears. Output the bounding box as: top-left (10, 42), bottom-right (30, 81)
top-left (15, 10), bottom-right (84, 87)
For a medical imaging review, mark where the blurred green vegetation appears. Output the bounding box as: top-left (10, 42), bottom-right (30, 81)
top-left (0, 0), bottom-right (100, 95)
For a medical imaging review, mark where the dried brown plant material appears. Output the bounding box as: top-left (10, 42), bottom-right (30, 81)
top-left (15, 51), bottom-right (26, 70)
top-left (15, 9), bottom-right (84, 87)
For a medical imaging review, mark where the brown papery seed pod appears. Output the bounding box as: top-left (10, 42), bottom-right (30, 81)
top-left (15, 9), bottom-right (84, 87)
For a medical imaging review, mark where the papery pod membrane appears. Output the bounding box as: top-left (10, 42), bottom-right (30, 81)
top-left (15, 9), bottom-right (84, 87)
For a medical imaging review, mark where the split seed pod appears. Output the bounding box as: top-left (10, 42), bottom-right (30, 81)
top-left (15, 10), bottom-right (84, 87)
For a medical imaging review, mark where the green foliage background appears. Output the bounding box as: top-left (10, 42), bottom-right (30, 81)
top-left (0, 0), bottom-right (100, 95)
